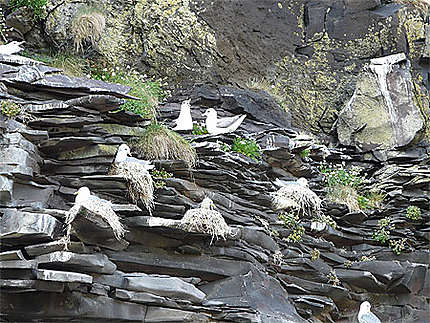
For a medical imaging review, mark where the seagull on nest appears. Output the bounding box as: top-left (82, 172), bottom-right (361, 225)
top-left (358, 301), bottom-right (381, 323)
top-left (203, 108), bottom-right (246, 135)
top-left (68, 187), bottom-right (125, 240)
top-left (114, 144), bottom-right (154, 171)
top-left (0, 41), bottom-right (25, 55)
top-left (172, 99), bottom-right (193, 131)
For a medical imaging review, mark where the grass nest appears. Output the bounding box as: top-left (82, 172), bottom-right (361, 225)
top-left (71, 7), bottom-right (105, 52)
top-left (180, 208), bottom-right (231, 243)
top-left (133, 122), bottom-right (197, 168)
top-left (272, 184), bottom-right (321, 217)
top-left (109, 162), bottom-right (154, 214)
top-left (326, 184), bottom-right (360, 212)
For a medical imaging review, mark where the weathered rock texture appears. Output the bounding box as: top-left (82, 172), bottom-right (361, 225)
top-left (3, 0), bottom-right (428, 133)
top-left (0, 54), bottom-right (429, 322)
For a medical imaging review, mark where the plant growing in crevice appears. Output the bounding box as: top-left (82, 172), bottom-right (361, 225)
top-left (389, 238), bottom-right (407, 255)
top-left (151, 168), bottom-right (173, 189)
top-left (222, 137), bottom-right (262, 161)
top-left (132, 122), bottom-right (197, 168)
top-left (192, 123), bottom-right (208, 135)
top-left (328, 270), bottom-right (340, 286)
top-left (406, 205), bottom-right (421, 221)
top-left (310, 248), bottom-right (320, 261)
top-left (372, 217), bottom-right (394, 244)
top-left (279, 213), bottom-right (305, 242)
top-left (9, 0), bottom-right (47, 20)
top-left (312, 214), bottom-right (337, 229)
top-left (71, 5), bottom-right (105, 53)
top-left (1, 100), bottom-right (22, 118)
top-left (300, 148), bottom-right (310, 159)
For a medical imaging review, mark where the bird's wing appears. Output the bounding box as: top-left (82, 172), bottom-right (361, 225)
top-left (217, 114), bottom-right (243, 128)
top-left (124, 157), bottom-right (154, 170)
top-left (359, 312), bottom-right (381, 323)
top-left (224, 114), bottom-right (246, 133)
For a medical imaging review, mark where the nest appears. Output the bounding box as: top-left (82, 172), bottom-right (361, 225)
top-left (272, 184), bottom-right (321, 217)
top-left (110, 162), bottom-right (154, 214)
top-left (64, 198), bottom-right (125, 249)
top-left (71, 10), bottom-right (106, 52)
top-left (180, 208), bottom-right (231, 243)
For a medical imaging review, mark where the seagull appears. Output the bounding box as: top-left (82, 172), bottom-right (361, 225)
top-left (114, 144), bottom-right (154, 171)
top-left (172, 99), bottom-right (193, 131)
top-left (68, 187), bottom-right (125, 240)
top-left (0, 41), bottom-right (25, 55)
top-left (200, 197), bottom-right (216, 210)
top-left (358, 301), bottom-right (381, 323)
top-left (203, 108), bottom-right (246, 135)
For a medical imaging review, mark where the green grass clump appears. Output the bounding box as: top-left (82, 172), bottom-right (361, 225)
top-left (223, 137), bottom-right (261, 161)
top-left (1, 100), bottom-right (22, 118)
top-left (406, 205), bottom-right (421, 221)
top-left (151, 168), bottom-right (173, 189)
top-left (9, 0), bottom-right (47, 20)
top-left (300, 149), bottom-right (310, 159)
top-left (372, 217), bottom-right (394, 244)
top-left (25, 52), bottom-right (91, 77)
top-left (192, 123), bottom-right (208, 135)
top-left (133, 122), bottom-right (196, 168)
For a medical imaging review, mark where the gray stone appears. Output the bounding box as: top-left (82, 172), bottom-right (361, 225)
top-left (25, 241), bottom-right (89, 257)
top-left (337, 54), bottom-right (425, 151)
top-left (0, 250), bottom-right (25, 261)
top-left (0, 279), bottom-right (64, 292)
top-left (0, 210), bottom-right (63, 245)
top-left (35, 269), bottom-right (93, 284)
top-left (0, 260), bottom-right (37, 269)
top-left (123, 273), bottom-right (206, 303)
top-left (0, 175), bottom-right (13, 202)
top-left (36, 251), bottom-right (116, 274)
top-left (144, 306), bottom-right (210, 322)
top-left (114, 288), bottom-right (172, 306)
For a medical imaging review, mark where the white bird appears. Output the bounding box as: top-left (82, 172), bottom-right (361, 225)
top-left (200, 197), bottom-right (216, 210)
top-left (114, 144), bottom-right (154, 170)
top-left (358, 301), bottom-right (381, 323)
top-left (69, 187), bottom-right (125, 240)
top-left (0, 41), bottom-right (25, 55)
top-left (172, 99), bottom-right (193, 131)
top-left (203, 108), bottom-right (246, 135)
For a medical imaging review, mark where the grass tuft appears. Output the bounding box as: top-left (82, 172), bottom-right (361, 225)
top-left (132, 122), bottom-right (197, 168)
top-left (71, 7), bottom-right (106, 53)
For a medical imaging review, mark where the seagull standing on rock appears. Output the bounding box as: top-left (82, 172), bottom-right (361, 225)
top-left (203, 108), bottom-right (246, 135)
top-left (172, 99), bottom-right (193, 131)
top-left (358, 301), bottom-right (381, 323)
top-left (0, 41), bottom-right (25, 55)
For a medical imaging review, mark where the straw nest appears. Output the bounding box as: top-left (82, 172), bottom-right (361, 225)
top-left (272, 184), bottom-right (321, 217)
top-left (180, 208), bottom-right (231, 243)
top-left (110, 162), bottom-right (155, 214)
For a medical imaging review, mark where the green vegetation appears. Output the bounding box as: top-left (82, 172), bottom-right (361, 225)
top-left (300, 149), bottom-right (310, 159)
top-left (310, 248), bottom-right (320, 261)
top-left (328, 270), bottom-right (340, 286)
top-left (390, 238), bottom-right (407, 255)
top-left (9, 0), bottom-right (47, 20)
top-left (222, 137), bottom-right (262, 161)
top-left (192, 123), bottom-right (208, 135)
top-left (357, 191), bottom-right (385, 210)
top-left (133, 122), bottom-right (197, 168)
top-left (406, 205), bottom-right (421, 221)
top-left (25, 52), bottom-right (92, 77)
top-left (71, 5), bottom-right (105, 52)
top-left (313, 214), bottom-right (337, 229)
top-left (1, 100), bottom-right (22, 118)
top-left (151, 168), bottom-right (173, 189)
top-left (372, 217), bottom-right (394, 244)
top-left (279, 213), bottom-right (305, 242)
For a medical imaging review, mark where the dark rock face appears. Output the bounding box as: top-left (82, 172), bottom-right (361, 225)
top-left (0, 53), bottom-right (429, 322)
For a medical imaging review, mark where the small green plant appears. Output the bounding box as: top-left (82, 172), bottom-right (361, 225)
top-left (9, 0), bottom-right (47, 20)
top-left (344, 260), bottom-right (352, 268)
top-left (372, 217), bottom-right (394, 244)
top-left (313, 214), bottom-right (337, 229)
top-left (359, 255), bottom-right (376, 262)
top-left (279, 213), bottom-right (305, 242)
top-left (133, 122), bottom-right (197, 168)
top-left (192, 123), bottom-right (208, 135)
top-left (406, 206), bottom-right (421, 221)
top-left (310, 248), bottom-right (320, 261)
top-left (1, 100), bottom-right (22, 118)
top-left (222, 137), bottom-right (261, 161)
top-left (358, 191), bottom-right (385, 210)
top-left (389, 238), bottom-right (407, 255)
top-left (328, 270), bottom-right (340, 286)
top-left (151, 168), bottom-right (173, 189)
top-left (300, 149), bottom-right (310, 159)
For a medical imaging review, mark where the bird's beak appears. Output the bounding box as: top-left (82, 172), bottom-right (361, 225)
top-left (127, 152), bottom-right (132, 156)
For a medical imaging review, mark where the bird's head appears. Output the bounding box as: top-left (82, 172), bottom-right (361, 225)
top-left (181, 99), bottom-right (191, 110)
top-left (360, 301), bottom-right (371, 313)
top-left (297, 178), bottom-right (309, 187)
top-left (200, 197), bottom-right (215, 210)
top-left (115, 144), bottom-right (131, 163)
top-left (203, 108), bottom-right (216, 118)
top-left (74, 187), bottom-right (91, 203)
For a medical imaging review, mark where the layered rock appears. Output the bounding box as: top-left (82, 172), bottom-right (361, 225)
top-left (0, 54), bottom-right (429, 322)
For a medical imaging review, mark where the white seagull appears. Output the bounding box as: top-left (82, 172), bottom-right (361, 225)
top-left (114, 144), bottom-right (154, 171)
top-left (0, 41), bottom-right (25, 55)
top-left (203, 108), bottom-right (246, 135)
top-left (172, 99), bottom-right (193, 131)
top-left (358, 301), bottom-right (381, 323)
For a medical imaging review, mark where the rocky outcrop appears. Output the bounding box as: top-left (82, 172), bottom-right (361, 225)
top-left (337, 53), bottom-right (425, 152)
top-left (1, 54), bottom-right (429, 322)
top-left (2, 0), bottom-right (428, 133)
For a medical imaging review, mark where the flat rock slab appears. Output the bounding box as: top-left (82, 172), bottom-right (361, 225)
top-left (0, 279), bottom-right (64, 293)
top-left (0, 291), bottom-right (147, 321)
top-left (0, 210), bottom-right (63, 245)
top-left (25, 241), bottom-right (89, 257)
top-left (0, 260), bottom-right (38, 269)
top-left (144, 306), bottom-right (210, 323)
top-left (0, 250), bottom-right (25, 261)
top-left (35, 269), bottom-right (93, 284)
top-left (114, 288), bottom-right (173, 306)
top-left (36, 251), bottom-right (116, 274)
top-left (123, 273), bottom-right (206, 303)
